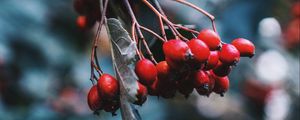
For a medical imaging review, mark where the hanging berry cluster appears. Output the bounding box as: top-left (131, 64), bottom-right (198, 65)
top-left (73, 0), bottom-right (256, 116)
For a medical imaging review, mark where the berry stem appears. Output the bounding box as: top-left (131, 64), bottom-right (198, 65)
top-left (142, 0), bottom-right (189, 41)
top-left (90, 0), bottom-right (108, 83)
top-left (124, 0), bottom-right (158, 64)
top-left (174, 0), bottom-right (218, 32)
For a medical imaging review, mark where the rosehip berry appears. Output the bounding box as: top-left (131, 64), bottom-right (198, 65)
top-left (163, 39), bottom-right (193, 62)
top-left (200, 71), bottom-right (216, 96)
top-left (76, 16), bottom-right (87, 29)
top-left (231, 38), bottom-right (255, 58)
top-left (134, 82), bottom-right (148, 106)
top-left (197, 29), bottom-right (221, 50)
top-left (193, 70), bottom-right (210, 96)
top-left (103, 100), bottom-right (120, 116)
top-left (177, 77), bottom-right (194, 98)
top-left (87, 85), bottom-right (103, 111)
top-left (212, 61), bottom-right (232, 77)
top-left (213, 76), bottom-right (230, 97)
top-left (187, 38), bottom-right (210, 64)
top-left (219, 44), bottom-right (240, 65)
top-left (97, 74), bottom-right (119, 100)
top-left (156, 61), bottom-right (171, 78)
top-left (165, 57), bottom-right (184, 70)
top-left (135, 59), bottom-right (157, 86)
top-left (203, 51), bottom-right (219, 70)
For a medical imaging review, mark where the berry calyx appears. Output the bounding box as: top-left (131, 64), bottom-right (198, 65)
top-left (219, 44), bottom-right (240, 65)
top-left (193, 70), bottom-right (210, 96)
top-left (134, 82), bottom-right (148, 106)
top-left (212, 62), bottom-right (232, 77)
top-left (187, 38), bottom-right (210, 64)
top-left (97, 74), bottom-right (119, 100)
top-left (197, 29), bottom-right (221, 50)
top-left (163, 39), bottom-right (193, 62)
top-left (135, 59), bottom-right (157, 86)
top-left (231, 38), bottom-right (255, 58)
top-left (203, 51), bottom-right (219, 70)
top-left (87, 85), bottom-right (103, 111)
top-left (212, 76), bottom-right (230, 97)
top-left (103, 100), bottom-right (120, 116)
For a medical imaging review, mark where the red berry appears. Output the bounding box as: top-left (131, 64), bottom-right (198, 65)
top-left (212, 61), bottom-right (232, 77)
top-left (87, 85), bottom-right (103, 111)
top-left (135, 59), bottom-right (157, 86)
top-left (187, 38), bottom-right (210, 64)
top-left (156, 61), bottom-right (171, 78)
top-left (103, 100), bottom-right (120, 116)
top-left (163, 40), bottom-right (192, 62)
top-left (98, 74), bottom-right (119, 100)
top-left (76, 16), bottom-right (86, 29)
top-left (213, 76), bottom-right (230, 97)
top-left (134, 82), bottom-right (148, 106)
top-left (147, 78), bottom-right (159, 96)
top-left (292, 2), bottom-right (300, 17)
top-left (193, 70), bottom-right (210, 96)
top-left (196, 71), bottom-right (216, 96)
top-left (177, 75), bottom-right (194, 98)
top-left (203, 51), bottom-right (219, 70)
top-left (197, 29), bottom-right (221, 50)
top-left (231, 38), bottom-right (255, 58)
top-left (219, 44), bottom-right (240, 65)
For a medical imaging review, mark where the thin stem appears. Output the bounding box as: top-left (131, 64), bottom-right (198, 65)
top-left (124, 0), bottom-right (157, 63)
top-left (140, 26), bottom-right (165, 42)
top-left (143, 0), bottom-right (189, 41)
top-left (174, 0), bottom-right (217, 32)
top-left (173, 24), bottom-right (199, 34)
top-left (90, 0), bottom-right (108, 82)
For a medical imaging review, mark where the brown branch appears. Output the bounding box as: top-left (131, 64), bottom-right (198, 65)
top-left (174, 0), bottom-right (217, 32)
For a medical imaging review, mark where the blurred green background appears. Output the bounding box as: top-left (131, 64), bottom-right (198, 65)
top-left (0, 0), bottom-right (299, 120)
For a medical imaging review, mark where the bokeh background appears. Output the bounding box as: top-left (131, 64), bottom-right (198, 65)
top-left (0, 0), bottom-right (299, 120)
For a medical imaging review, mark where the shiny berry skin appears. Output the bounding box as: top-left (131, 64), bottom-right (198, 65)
top-left (187, 38), bottom-right (210, 64)
top-left (163, 40), bottom-right (192, 62)
top-left (134, 82), bottom-right (148, 106)
top-left (156, 61), bottom-right (171, 78)
top-left (212, 62), bottom-right (232, 77)
top-left (203, 51), bottom-right (219, 70)
top-left (213, 76), bottom-right (230, 97)
top-left (135, 59), bottom-right (157, 86)
top-left (231, 38), bottom-right (255, 58)
top-left (103, 100), bottom-right (120, 116)
top-left (97, 74), bottom-right (119, 100)
top-left (87, 85), bottom-right (103, 111)
top-left (193, 70), bottom-right (210, 96)
top-left (219, 44), bottom-right (240, 65)
top-left (197, 29), bottom-right (221, 50)
top-left (196, 71), bottom-right (216, 96)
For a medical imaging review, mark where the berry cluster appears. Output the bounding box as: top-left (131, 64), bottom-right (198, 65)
top-left (87, 73), bottom-right (148, 115)
top-left (74, 0), bottom-right (256, 117)
top-left (134, 29), bottom-right (255, 100)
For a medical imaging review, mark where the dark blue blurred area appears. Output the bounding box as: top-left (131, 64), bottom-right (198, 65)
top-left (0, 0), bottom-right (299, 120)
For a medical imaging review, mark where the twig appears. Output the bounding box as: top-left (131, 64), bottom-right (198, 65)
top-left (174, 0), bottom-right (217, 32)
